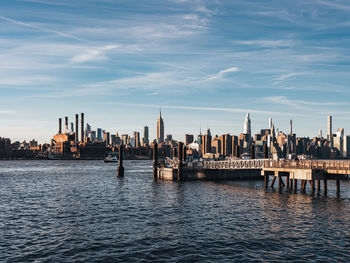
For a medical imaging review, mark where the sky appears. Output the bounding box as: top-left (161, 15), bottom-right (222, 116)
top-left (0, 0), bottom-right (349, 143)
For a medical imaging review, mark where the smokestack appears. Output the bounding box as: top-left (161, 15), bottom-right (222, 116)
top-left (75, 114), bottom-right (79, 143)
top-left (290, 120), bottom-right (293, 135)
top-left (65, 116), bottom-right (68, 133)
top-left (58, 118), bottom-right (62, 134)
top-left (81, 113), bottom-right (84, 142)
top-left (70, 122), bottom-right (74, 132)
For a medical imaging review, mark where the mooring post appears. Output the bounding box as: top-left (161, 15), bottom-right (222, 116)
top-left (323, 179), bottom-right (327, 195)
top-left (270, 175), bottom-right (276, 188)
top-left (336, 179), bottom-right (340, 195)
top-left (301, 180), bottom-right (306, 192)
top-left (310, 180), bottom-right (315, 194)
top-left (264, 172), bottom-right (269, 189)
top-left (117, 143), bottom-right (124, 177)
top-left (153, 142), bottom-right (158, 179)
top-left (278, 174), bottom-right (282, 190)
top-left (177, 142), bottom-right (183, 180)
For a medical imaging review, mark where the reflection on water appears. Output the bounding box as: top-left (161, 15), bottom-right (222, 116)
top-left (0, 160), bottom-right (349, 262)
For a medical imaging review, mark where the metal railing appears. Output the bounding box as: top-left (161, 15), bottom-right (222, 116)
top-left (264, 159), bottom-right (350, 171)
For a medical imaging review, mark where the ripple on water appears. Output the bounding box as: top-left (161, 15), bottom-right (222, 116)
top-left (0, 160), bottom-right (350, 262)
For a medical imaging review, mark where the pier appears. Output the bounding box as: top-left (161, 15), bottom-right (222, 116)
top-left (156, 152), bottom-right (349, 195)
top-left (262, 159), bottom-right (350, 194)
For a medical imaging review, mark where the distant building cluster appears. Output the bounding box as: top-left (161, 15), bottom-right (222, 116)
top-left (0, 112), bottom-right (349, 160)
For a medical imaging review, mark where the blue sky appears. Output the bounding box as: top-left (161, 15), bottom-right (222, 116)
top-left (0, 0), bottom-right (349, 143)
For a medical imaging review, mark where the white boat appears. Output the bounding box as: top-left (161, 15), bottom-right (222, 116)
top-left (104, 155), bottom-right (118, 163)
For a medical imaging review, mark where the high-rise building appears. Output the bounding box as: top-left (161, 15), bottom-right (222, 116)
top-left (143, 126), bottom-right (149, 145)
top-left (327, 116), bottom-right (332, 140)
top-left (156, 110), bottom-right (164, 143)
top-left (243, 113), bottom-right (251, 135)
top-left (134, 131), bottom-right (140, 148)
top-left (328, 115), bottom-right (333, 148)
top-left (165, 134), bottom-right (172, 142)
top-left (184, 134), bottom-right (194, 145)
top-left (202, 128), bottom-right (212, 154)
top-left (97, 128), bottom-right (102, 141)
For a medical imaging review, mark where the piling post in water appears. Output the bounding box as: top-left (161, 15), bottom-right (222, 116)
top-left (177, 142), bottom-right (183, 180)
top-left (317, 180), bottom-right (321, 192)
top-left (336, 179), bottom-right (340, 195)
top-left (286, 174), bottom-right (290, 188)
top-left (294, 179), bottom-right (298, 192)
top-left (117, 144), bottom-right (124, 177)
top-left (323, 179), bottom-right (327, 195)
top-left (153, 142), bottom-right (158, 179)
top-left (264, 172), bottom-right (269, 189)
top-left (310, 180), bottom-right (315, 194)
top-left (270, 171), bottom-right (277, 187)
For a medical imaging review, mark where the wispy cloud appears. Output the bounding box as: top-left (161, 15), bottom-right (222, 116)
top-left (262, 96), bottom-right (343, 109)
top-left (273, 72), bottom-right (303, 85)
top-left (102, 102), bottom-right (298, 117)
top-left (206, 67), bottom-right (240, 81)
top-left (0, 15), bottom-right (87, 42)
top-left (233, 39), bottom-right (295, 48)
top-left (70, 45), bottom-right (118, 63)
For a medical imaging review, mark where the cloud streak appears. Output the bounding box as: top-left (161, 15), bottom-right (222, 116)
top-left (0, 15), bottom-right (87, 42)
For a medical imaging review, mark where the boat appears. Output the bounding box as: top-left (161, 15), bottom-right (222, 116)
top-left (104, 155), bottom-right (118, 163)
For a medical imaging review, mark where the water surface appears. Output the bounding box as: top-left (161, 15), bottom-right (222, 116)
top-left (1, 160), bottom-right (349, 262)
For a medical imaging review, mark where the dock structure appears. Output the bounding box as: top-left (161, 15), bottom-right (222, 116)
top-left (157, 157), bottom-right (349, 195)
top-left (157, 158), bottom-right (265, 181)
top-left (262, 160), bottom-right (350, 194)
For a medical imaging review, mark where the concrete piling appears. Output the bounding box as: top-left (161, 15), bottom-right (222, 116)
top-left (317, 180), bottom-right (321, 192)
top-left (117, 144), bottom-right (124, 177)
top-left (153, 142), bottom-right (158, 179)
top-left (336, 179), bottom-right (340, 195)
top-left (178, 142), bottom-right (183, 180)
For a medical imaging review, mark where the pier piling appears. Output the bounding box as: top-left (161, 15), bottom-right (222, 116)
top-left (323, 179), bottom-right (327, 195)
top-left (117, 144), bottom-right (124, 177)
top-left (294, 179), bottom-right (297, 192)
top-left (317, 180), bottom-right (321, 192)
top-left (178, 142), bottom-right (183, 180)
top-left (336, 179), bottom-right (340, 195)
top-left (153, 142), bottom-right (158, 179)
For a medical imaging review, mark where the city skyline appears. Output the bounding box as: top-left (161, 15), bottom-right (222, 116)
top-left (0, 0), bottom-right (350, 143)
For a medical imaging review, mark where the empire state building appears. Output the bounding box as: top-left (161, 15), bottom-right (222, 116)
top-left (157, 110), bottom-right (164, 143)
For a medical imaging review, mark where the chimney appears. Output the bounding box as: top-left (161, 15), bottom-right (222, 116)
top-left (81, 113), bottom-right (84, 142)
top-left (75, 114), bottom-right (79, 143)
top-left (65, 116), bottom-right (68, 132)
top-left (58, 118), bottom-right (62, 134)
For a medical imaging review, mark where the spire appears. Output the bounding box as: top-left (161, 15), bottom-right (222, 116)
top-left (159, 107), bottom-right (162, 118)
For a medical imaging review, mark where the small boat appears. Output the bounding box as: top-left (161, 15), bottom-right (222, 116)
top-left (104, 155), bottom-right (118, 163)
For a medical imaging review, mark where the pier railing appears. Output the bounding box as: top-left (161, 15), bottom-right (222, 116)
top-left (264, 159), bottom-right (350, 174)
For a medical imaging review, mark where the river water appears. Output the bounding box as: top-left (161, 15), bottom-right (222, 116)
top-left (1, 160), bottom-right (350, 262)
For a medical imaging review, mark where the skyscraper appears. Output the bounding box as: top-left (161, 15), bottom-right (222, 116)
top-left (143, 126), bottom-right (149, 145)
top-left (327, 116), bottom-right (332, 140)
top-left (134, 131), bottom-right (140, 148)
top-left (156, 110), bottom-right (164, 143)
top-left (243, 113), bottom-right (251, 135)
